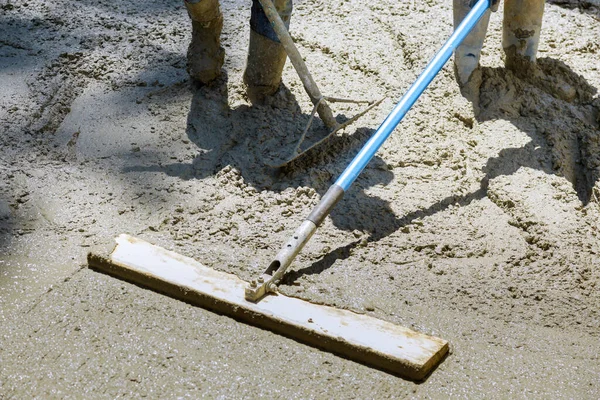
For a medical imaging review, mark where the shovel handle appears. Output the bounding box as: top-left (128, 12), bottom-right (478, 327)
top-left (257, 0), bottom-right (339, 129)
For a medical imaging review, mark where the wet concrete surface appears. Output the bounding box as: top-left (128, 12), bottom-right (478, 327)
top-left (1, 0), bottom-right (599, 397)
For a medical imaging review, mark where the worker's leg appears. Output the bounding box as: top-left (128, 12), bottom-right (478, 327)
top-left (502, 0), bottom-right (545, 72)
top-left (185, 0), bottom-right (225, 84)
top-left (243, 0), bottom-right (293, 102)
top-left (453, 0), bottom-right (492, 86)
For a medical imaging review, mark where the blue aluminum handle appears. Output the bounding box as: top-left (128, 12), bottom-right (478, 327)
top-left (335, 0), bottom-right (491, 191)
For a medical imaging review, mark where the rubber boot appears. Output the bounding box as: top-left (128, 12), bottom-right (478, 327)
top-left (243, 0), bottom-right (293, 103)
top-left (502, 0), bottom-right (545, 74)
top-left (453, 0), bottom-right (492, 87)
top-left (185, 0), bottom-right (225, 84)
top-left (504, 0), bottom-right (577, 101)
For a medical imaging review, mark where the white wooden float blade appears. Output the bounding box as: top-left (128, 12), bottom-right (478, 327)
top-left (88, 234), bottom-right (448, 380)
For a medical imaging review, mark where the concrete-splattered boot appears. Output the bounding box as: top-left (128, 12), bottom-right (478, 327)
top-left (243, 0), bottom-right (293, 102)
top-left (185, 0), bottom-right (225, 84)
top-left (502, 0), bottom-right (545, 75)
top-left (503, 0), bottom-right (578, 101)
top-left (453, 0), bottom-right (493, 90)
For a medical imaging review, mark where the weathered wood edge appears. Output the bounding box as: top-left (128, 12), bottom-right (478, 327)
top-left (87, 241), bottom-right (448, 381)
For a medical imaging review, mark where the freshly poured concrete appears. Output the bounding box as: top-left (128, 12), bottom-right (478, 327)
top-left (1, 0), bottom-right (600, 397)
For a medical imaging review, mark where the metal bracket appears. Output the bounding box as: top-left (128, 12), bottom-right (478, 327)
top-left (244, 220), bottom-right (318, 302)
top-left (245, 185), bottom-right (345, 303)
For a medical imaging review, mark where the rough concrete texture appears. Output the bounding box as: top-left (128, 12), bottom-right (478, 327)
top-left (1, 0), bottom-right (599, 397)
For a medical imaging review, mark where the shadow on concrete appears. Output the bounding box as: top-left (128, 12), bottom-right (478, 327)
top-left (0, 215), bottom-right (14, 253)
top-left (124, 70), bottom-right (401, 253)
top-left (548, 0), bottom-right (600, 18)
top-left (0, 0), bottom-right (193, 278)
top-left (383, 58), bottom-right (599, 231)
top-left (125, 56), bottom-right (599, 283)
top-left (76, 0), bottom-right (184, 15)
top-left (1, 0), bottom-right (401, 282)
top-left (477, 58), bottom-right (598, 202)
top-left (0, 185), bottom-right (17, 273)
top-left (284, 57), bottom-right (599, 282)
